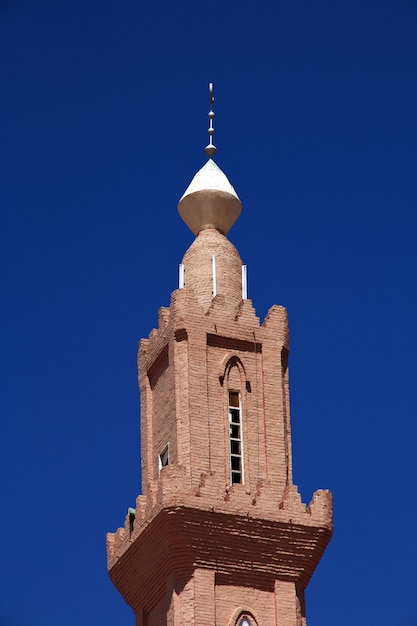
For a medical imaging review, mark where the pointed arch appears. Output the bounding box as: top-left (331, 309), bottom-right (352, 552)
top-left (219, 353), bottom-right (247, 387)
top-left (228, 609), bottom-right (259, 626)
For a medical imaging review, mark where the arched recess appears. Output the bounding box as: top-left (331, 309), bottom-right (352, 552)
top-left (221, 355), bottom-right (248, 485)
top-left (228, 608), bottom-right (259, 626)
top-left (219, 354), bottom-right (247, 388)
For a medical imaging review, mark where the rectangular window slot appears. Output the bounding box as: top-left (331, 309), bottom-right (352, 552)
top-left (212, 254), bottom-right (217, 297)
top-left (228, 391), bottom-right (243, 484)
top-left (242, 264), bottom-right (247, 299)
top-left (128, 507), bottom-right (136, 537)
top-left (179, 263), bottom-right (184, 289)
top-left (158, 444), bottom-right (169, 475)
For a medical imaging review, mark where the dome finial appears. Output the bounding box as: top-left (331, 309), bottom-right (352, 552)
top-left (205, 83), bottom-right (217, 158)
top-left (178, 82), bottom-right (241, 236)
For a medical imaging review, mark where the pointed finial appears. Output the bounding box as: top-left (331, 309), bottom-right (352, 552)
top-left (205, 82), bottom-right (217, 158)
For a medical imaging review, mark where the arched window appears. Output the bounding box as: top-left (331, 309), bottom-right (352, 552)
top-left (222, 356), bottom-right (247, 486)
top-left (228, 390), bottom-right (243, 484)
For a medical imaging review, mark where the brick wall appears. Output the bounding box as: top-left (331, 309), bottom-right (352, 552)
top-left (107, 228), bottom-right (332, 625)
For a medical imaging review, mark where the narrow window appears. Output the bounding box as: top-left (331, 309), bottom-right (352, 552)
top-left (128, 507), bottom-right (136, 537)
top-left (179, 263), bottom-right (184, 288)
top-left (158, 444), bottom-right (169, 474)
top-left (212, 254), bottom-right (217, 296)
top-left (228, 391), bottom-right (243, 484)
top-left (242, 264), bottom-right (247, 299)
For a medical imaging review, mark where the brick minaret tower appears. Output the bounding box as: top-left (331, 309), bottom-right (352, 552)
top-left (107, 86), bottom-right (332, 626)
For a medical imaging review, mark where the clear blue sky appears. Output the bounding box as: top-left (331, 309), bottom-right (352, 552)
top-left (1, 0), bottom-right (417, 624)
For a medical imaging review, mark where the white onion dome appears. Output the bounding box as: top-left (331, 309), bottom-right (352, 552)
top-left (178, 159), bottom-right (242, 236)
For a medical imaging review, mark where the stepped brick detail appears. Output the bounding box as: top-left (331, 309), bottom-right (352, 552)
top-left (107, 277), bottom-right (332, 625)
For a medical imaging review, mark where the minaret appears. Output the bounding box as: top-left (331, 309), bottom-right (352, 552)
top-left (107, 85), bottom-right (332, 626)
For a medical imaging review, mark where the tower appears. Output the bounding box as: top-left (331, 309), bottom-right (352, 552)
top-left (106, 86), bottom-right (332, 626)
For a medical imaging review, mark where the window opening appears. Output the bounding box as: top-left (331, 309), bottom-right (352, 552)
top-left (179, 263), bottom-right (184, 288)
top-left (229, 391), bottom-right (243, 484)
top-left (237, 616), bottom-right (253, 626)
top-left (242, 264), bottom-right (247, 299)
top-left (158, 444), bottom-right (169, 474)
top-left (212, 254), bottom-right (217, 296)
top-left (128, 507), bottom-right (136, 537)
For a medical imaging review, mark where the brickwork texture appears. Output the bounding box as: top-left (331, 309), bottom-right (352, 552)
top-left (107, 226), bottom-right (332, 625)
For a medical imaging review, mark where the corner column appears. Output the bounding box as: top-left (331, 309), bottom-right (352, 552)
top-left (194, 568), bottom-right (215, 626)
top-left (275, 580), bottom-right (302, 626)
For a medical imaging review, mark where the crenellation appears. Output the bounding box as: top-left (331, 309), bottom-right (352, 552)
top-left (235, 297), bottom-right (260, 326)
top-left (138, 338), bottom-right (149, 359)
top-left (135, 494), bottom-right (147, 522)
top-left (306, 489), bottom-right (333, 528)
top-left (158, 306), bottom-right (170, 330)
top-left (263, 305), bottom-right (290, 345)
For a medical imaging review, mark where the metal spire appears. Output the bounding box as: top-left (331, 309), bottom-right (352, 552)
top-left (204, 83), bottom-right (217, 158)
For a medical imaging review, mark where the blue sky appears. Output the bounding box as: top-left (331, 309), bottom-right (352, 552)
top-left (1, 0), bottom-right (417, 624)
